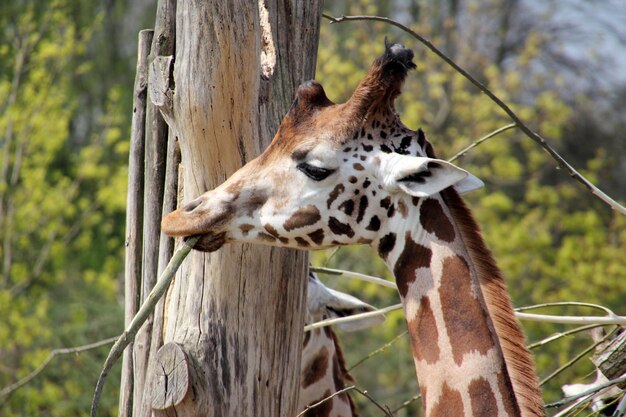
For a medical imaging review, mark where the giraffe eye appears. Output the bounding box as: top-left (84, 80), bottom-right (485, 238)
top-left (297, 163), bottom-right (335, 181)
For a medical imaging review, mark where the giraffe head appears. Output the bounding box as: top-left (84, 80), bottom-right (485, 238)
top-left (306, 271), bottom-right (384, 331)
top-left (161, 41), bottom-right (482, 252)
top-left (300, 272), bottom-right (383, 417)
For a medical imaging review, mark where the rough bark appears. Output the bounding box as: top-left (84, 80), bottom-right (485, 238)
top-left (592, 329), bottom-right (626, 389)
top-left (133, 0), bottom-right (177, 414)
top-left (144, 1), bottom-right (322, 416)
top-left (119, 28), bottom-right (153, 417)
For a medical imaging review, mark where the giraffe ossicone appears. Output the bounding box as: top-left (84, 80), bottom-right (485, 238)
top-left (162, 42), bottom-right (545, 417)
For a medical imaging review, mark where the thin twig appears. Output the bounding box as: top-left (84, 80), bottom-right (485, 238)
top-left (295, 385), bottom-right (392, 417)
top-left (322, 13), bottom-right (626, 215)
top-left (516, 302), bottom-right (619, 318)
top-left (353, 387), bottom-right (393, 417)
top-left (527, 324), bottom-right (608, 350)
top-left (304, 303), bottom-right (403, 332)
top-left (540, 326), bottom-right (619, 387)
top-left (311, 266), bottom-right (397, 289)
top-left (546, 375), bottom-right (626, 408)
top-left (391, 394), bottom-right (422, 414)
top-left (348, 330), bottom-right (408, 372)
top-left (552, 396), bottom-right (593, 417)
top-left (295, 385), bottom-right (356, 417)
top-left (0, 336), bottom-right (118, 402)
top-left (448, 123), bottom-right (517, 163)
top-left (90, 236), bottom-right (199, 417)
top-left (516, 313), bottom-right (626, 326)
top-left (310, 267), bottom-right (626, 326)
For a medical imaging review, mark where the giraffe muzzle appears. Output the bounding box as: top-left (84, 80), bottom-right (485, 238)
top-left (161, 198), bottom-right (235, 252)
top-left (188, 232), bottom-right (227, 252)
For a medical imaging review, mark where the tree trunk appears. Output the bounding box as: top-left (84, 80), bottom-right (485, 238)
top-left (140, 1), bottom-right (322, 416)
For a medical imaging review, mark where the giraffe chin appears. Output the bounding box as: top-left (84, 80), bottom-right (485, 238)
top-left (188, 232), bottom-right (227, 252)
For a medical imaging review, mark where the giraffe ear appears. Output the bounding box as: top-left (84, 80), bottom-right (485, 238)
top-left (323, 287), bottom-right (386, 332)
top-left (308, 273), bottom-right (385, 332)
top-left (383, 154), bottom-right (471, 197)
top-left (454, 172), bottom-right (484, 194)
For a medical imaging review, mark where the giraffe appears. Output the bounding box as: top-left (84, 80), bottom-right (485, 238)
top-left (162, 41), bottom-right (545, 416)
top-left (300, 271), bottom-right (384, 417)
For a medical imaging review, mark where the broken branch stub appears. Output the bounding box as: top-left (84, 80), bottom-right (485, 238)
top-left (149, 55), bottom-right (176, 135)
top-left (592, 329), bottom-right (626, 389)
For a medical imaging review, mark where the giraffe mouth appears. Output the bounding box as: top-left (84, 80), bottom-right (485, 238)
top-left (187, 232), bottom-right (227, 252)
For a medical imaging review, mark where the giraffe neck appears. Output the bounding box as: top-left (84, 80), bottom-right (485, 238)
top-left (374, 190), bottom-right (544, 417)
top-left (299, 325), bottom-right (358, 417)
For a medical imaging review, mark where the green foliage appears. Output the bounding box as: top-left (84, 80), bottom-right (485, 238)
top-left (315, 1), bottom-right (626, 415)
top-left (0, 1), bottom-right (137, 415)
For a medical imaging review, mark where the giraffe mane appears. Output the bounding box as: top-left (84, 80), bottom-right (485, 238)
top-left (328, 327), bottom-right (361, 417)
top-left (441, 187), bottom-right (545, 417)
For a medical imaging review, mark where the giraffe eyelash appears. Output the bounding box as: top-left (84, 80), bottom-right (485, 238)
top-left (297, 162), bottom-right (335, 181)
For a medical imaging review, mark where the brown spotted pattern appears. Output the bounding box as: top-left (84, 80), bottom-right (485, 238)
top-left (308, 229), bottom-right (325, 245)
top-left (365, 215), bottom-right (380, 231)
top-left (429, 383), bottom-right (464, 417)
top-left (284, 205), bottom-right (322, 231)
top-left (419, 198), bottom-right (455, 242)
top-left (327, 184), bottom-right (345, 209)
top-left (302, 390), bottom-right (333, 417)
top-left (302, 346), bottom-right (329, 388)
top-left (328, 217), bottom-right (355, 238)
top-left (356, 195), bottom-right (368, 223)
top-left (300, 295), bottom-right (360, 417)
top-left (407, 297), bottom-right (440, 364)
top-left (377, 232), bottom-right (396, 260)
top-left (394, 232), bottom-right (432, 299)
top-left (469, 377), bottom-right (498, 416)
top-left (439, 255), bottom-right (495, 365)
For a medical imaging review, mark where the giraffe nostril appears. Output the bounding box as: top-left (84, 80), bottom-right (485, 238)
top-left (183, 199), bottom-right (202, 213)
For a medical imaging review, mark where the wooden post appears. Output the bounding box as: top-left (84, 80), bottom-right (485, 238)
top-left (119, 28), bottom-right (153, 417)
top-left (143, 1), bottom-right (322, 416)
top-left (133, 0), bottom-right (177, 414)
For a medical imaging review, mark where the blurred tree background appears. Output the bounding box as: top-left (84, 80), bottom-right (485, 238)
top-left (0, 0), bottom-right (154, 415)
top-left (0, 0), bottom-right (624, 416)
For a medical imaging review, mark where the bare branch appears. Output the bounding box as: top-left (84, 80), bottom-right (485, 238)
top-left (390, 394), bottom-right (422, 414)
top-left (322, 13), bottom-right (626, 215)
top-left (546, 375), bottom-right (626, 408)
top-left (540, 326), bottom-right (620, 387)
top-left (313, 266), bottom-right (626, 326)
top-left (353, 387), bottom-right (394, 416)
top-left (310, 266), bottom-right (397, 289)
top-left (348, 331), bottom-right (408, 372)
top-left (448, 123), bottom-right (518, 163)
top-left (516, 301), bottom-right (619, 317)
top-left (0, 336), bottom-right (118, 402)
top-left (303, 303), bottom-right (403, 332)
top-left (90, 235), bottom-right (199, 417)
top-left (515, 313), bottom-right (626, 326)
top-left (527, 324), bottom-right (609, 350)
top-left (295, 385), bottom-right (357, 417)
top-left (294, 385), bottom-right (393, 417)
